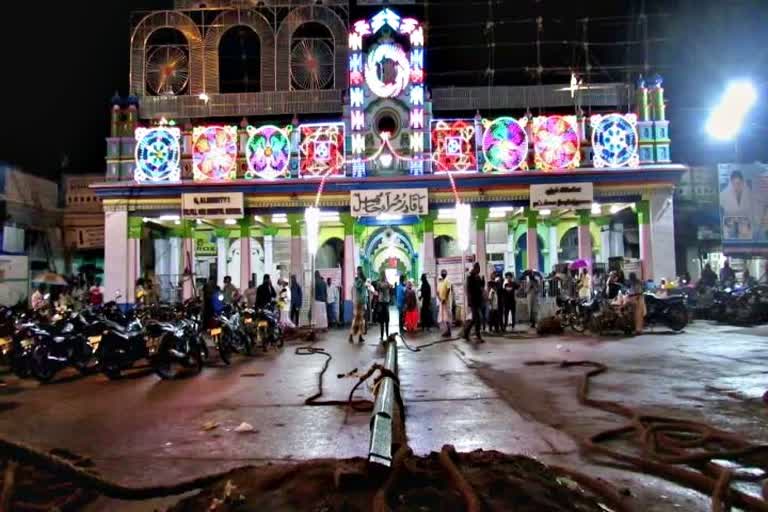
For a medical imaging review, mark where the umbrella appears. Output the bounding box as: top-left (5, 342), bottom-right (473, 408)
top-left (569, 259), bottom-right (590, 271)
top-left (32, 272), bottom-right (69, 286)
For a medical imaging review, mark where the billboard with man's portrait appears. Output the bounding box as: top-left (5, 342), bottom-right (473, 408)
top-left (718, 163), bottom-right (768, 255)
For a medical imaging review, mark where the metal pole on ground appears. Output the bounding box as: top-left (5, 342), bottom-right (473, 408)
top-left (368, 336), bottom-right (399, 467)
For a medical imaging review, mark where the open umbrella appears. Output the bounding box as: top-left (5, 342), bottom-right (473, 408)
top-left (569, 259), bottom-right (590, 271)
top-left (32, 272), bottom-right (69, 287)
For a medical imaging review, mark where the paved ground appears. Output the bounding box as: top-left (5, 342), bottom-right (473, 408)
top-left (0, 320), bottom-right (766, 511)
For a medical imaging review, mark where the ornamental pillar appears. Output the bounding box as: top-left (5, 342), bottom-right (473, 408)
top-left (340, 213), bottom-right (356, 323)
top-left (636, 199), bottom-right (653, 280)
top-left (153, 236), bottom-right (170, 302)
top-left (180, 220), bottom-right (196, 301)
top-left (505, 220), bottom-right (516, 275)
top-left (525, 209), bottom-right (540, 271)
top-left (474, 207), bottom-right (489, 276)
top-left (422, 211), bottom-right (437, 282)
top-left (215, 228), bottom-right (229, 287)
top-left (577, 210), bottom-right (593, 270)
top-left (104, 210), bottom-right (130, 306)
top-left (239, 218), bottom-right (253, 292)
top-left (288, 213), bottom-right (304, 289)
top-left (263, 228), bottom-right (276, 280)
top-left (127, 216), bottom-right (143, 304)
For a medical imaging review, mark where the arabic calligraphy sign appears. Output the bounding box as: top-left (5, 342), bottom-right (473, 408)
top-left (530, 183), bottom-right (593, 211)
top-left (350, 189), bottom-right (428, 218)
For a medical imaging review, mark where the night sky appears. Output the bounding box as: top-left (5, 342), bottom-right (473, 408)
top-left (1, 0), bottom-right (767, 178)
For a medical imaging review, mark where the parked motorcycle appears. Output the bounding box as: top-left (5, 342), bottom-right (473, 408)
top-left (254, 302), bottom-right (283, 351)
top-left (588, 297), bottom-right (635, 336)
top-left (556, 297), bottom-right (587, 333)
top-left (29, 312), bottom-right (100, 383)
top-left (98, 315), bottom-right (147, 380)
top-left (145, 318), bottom-right (204, 380)
top-left (643, 293), bottom-right (688, 331)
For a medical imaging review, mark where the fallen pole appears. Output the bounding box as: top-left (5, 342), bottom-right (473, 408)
top-left (368, 335), bottom-right (398, 467)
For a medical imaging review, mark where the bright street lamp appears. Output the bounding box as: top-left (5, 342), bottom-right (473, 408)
top-left (706, 80), bottom-right (758, 141)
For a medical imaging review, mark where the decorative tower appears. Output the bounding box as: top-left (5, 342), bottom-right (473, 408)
top-left (649, 74), bottom-right (671, 163)
top-left (106, 96), bottom-right (123, 181)
top-left (635, 76), bottom-right (655, 164)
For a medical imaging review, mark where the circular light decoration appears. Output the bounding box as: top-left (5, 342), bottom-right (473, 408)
top-left (481, 117), bottom-right (529, 172)
top-left (245, 125), bottom-right (292, 180)
top-left (590, 113), bottom-right (639, 168)
top-left (364, 43), bottom-right (411, 99)
top-left (192, 126), bottom-right (238, 181)
top-left (532, 115), bottom-right (581, 171)
top-left (134, 126), bottom-right (182, 182)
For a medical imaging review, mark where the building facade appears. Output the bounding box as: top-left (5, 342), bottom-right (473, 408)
top-left (95, 0), bottom-right (685, 316)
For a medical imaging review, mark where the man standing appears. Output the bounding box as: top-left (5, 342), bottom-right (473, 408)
top-left (256, 274), bottom-right (276, 310)
top-left (463, 262), bottom-right (484, 343)
top-left (349, 267), bottom-right (367, 344)
top-left (222, 275), bottom-right (239, 305)
top-left (720, 260), bottom-right (736, 287)
top-left (437, 270), bottom-right (453, 337)
top-left (290, 275), bottom-right (302, 326)
top-left (243, 280), bottom-right (258, 308)
top-left (202, 276), bottom-right (217, 326)
top-left (501, 272), bottom-right (517, 332)
top-left (312, 270), bottom-right (328, 330)
top-left (326, 277), bottom-right (338, 328)
top-left (395, 275), bottom-right (407, 334)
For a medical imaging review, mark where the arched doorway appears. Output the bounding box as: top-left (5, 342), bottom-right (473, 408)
top-left (434, 235), bottom-right (460, 259)
top-left (364, 227), bottom-right (416, 283)
top-left (559, 227), bottom-right (597, 263)
top-left (317, 237), bottom-right (343, 269)
top-left (515, 234), bottom-right (545, 274)
top-left (218, 26), bottom-right (261, 93)
top-left (290, 22), bottom-right (335, 90)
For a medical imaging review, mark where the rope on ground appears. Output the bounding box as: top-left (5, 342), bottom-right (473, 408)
top-left (397, 333), bottom-right (460, 352)
top-left (438, 445), bottom-right (482, 512)
top-left (0, 438), bottom-right (249, 500)
top-left (294, 343), bottom-right (398, 412)
top-left (525, 360), bottom-right (768, 512)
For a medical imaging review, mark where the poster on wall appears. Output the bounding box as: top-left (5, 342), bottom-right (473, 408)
top-left (718, 163), bottom-right (768, 255)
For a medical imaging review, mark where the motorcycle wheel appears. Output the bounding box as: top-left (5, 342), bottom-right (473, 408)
top-left (152, 350), bottom-right (176, 380)
top-left (74, 346), bottom-right (99, 376)
top-left (217, 332), bottom-right (232, 365)
top-left (103, 365), bottom-right (122, 380)
top-left (30, 345), bottom-right (56, 383)
top-left (258, 326), bottom-right (268, 352)
top-left (667, 305), bottom-right (688, 332)
top-left (570, 314), bottom-right (586, 333)
top-left (242, 332), bottom-right (254, 356)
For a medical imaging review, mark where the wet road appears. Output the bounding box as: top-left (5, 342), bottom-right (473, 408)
top-left (0, 321), bottom-right (766, 511)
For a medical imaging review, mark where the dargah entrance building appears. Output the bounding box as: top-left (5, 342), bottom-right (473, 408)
top-left (95, 0), bottom-right (685, 317)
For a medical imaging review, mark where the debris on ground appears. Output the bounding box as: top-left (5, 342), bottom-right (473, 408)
top-left (201, 421), bottom-right (220, 432)
top-left (233, 422), bottom-right (256, 433)
top-left (169, 449), bottom-right (616, 512)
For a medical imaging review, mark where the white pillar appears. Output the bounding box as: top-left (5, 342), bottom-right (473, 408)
top-left (104, 210), bottom-right (129, 306)
top-left (600, 227), bottom-right (611, 264)
top-left (548, 224), bottom-right (559, 270)
top-left (611, 223), bottom-right (625, 258)
top-left (240, 237), bottom-right (252, 291)
top-left (422, 230), bottom-right (435, 281)
top-left (505, 225), bottom-right (516, 275)
top-left (217, 235), bottom-right (228, 287)
top-left (127, 238), bottom-right (140, 304)
top-left (153, 238), bottom-right (170, 278)
top-left (181, 236), bottom-right (196, 301)
top-left (264, 235), bottom-right (274, 278)
top-left (649, 189), bottom-right (676, 282)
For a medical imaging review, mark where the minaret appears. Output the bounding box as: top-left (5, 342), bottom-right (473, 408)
top-left (106, 94), bottom-right (123, 180)
top-left (635, 76), bottom-right (655, 164)
top-left (649, 74), bottom-right (671, 163)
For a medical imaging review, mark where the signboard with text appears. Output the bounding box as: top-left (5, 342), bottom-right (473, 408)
top-left (530, 183), bottom-right (593, 211)
top-left (718, 163), bottom-right (768, 255)
top-left (350, 189), bottom-right (428, 217)
top-left (182, 192), bottom-right (244, 220)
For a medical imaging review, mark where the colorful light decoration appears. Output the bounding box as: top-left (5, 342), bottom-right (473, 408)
top-left (481, 117), bottom-right (529, 172)
top-left (531, 115), bottom-right (581, 170)
top-left (245, 125), bottom-right (292, 180)
top-left (134, 126), bottom-right (181, 183)
top-left (364, 43), bottom-right (411, 99)
top-left (299, 123), bottom-right (346, 178)
top-left (349, 8), bottom-right (425, 176)
top-left (431, 120), bottom-right (477, 173)
top-left (590, 113), bottom-right (640, 168)
top-left (192, 126), bottom-right (238, 181)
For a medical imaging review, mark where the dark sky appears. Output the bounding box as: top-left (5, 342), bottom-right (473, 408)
top-left (1, 0), bottom-right (767, 178)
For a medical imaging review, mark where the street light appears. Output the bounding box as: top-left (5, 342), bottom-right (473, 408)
top-left (706, 80), bottom-right (758, 142)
